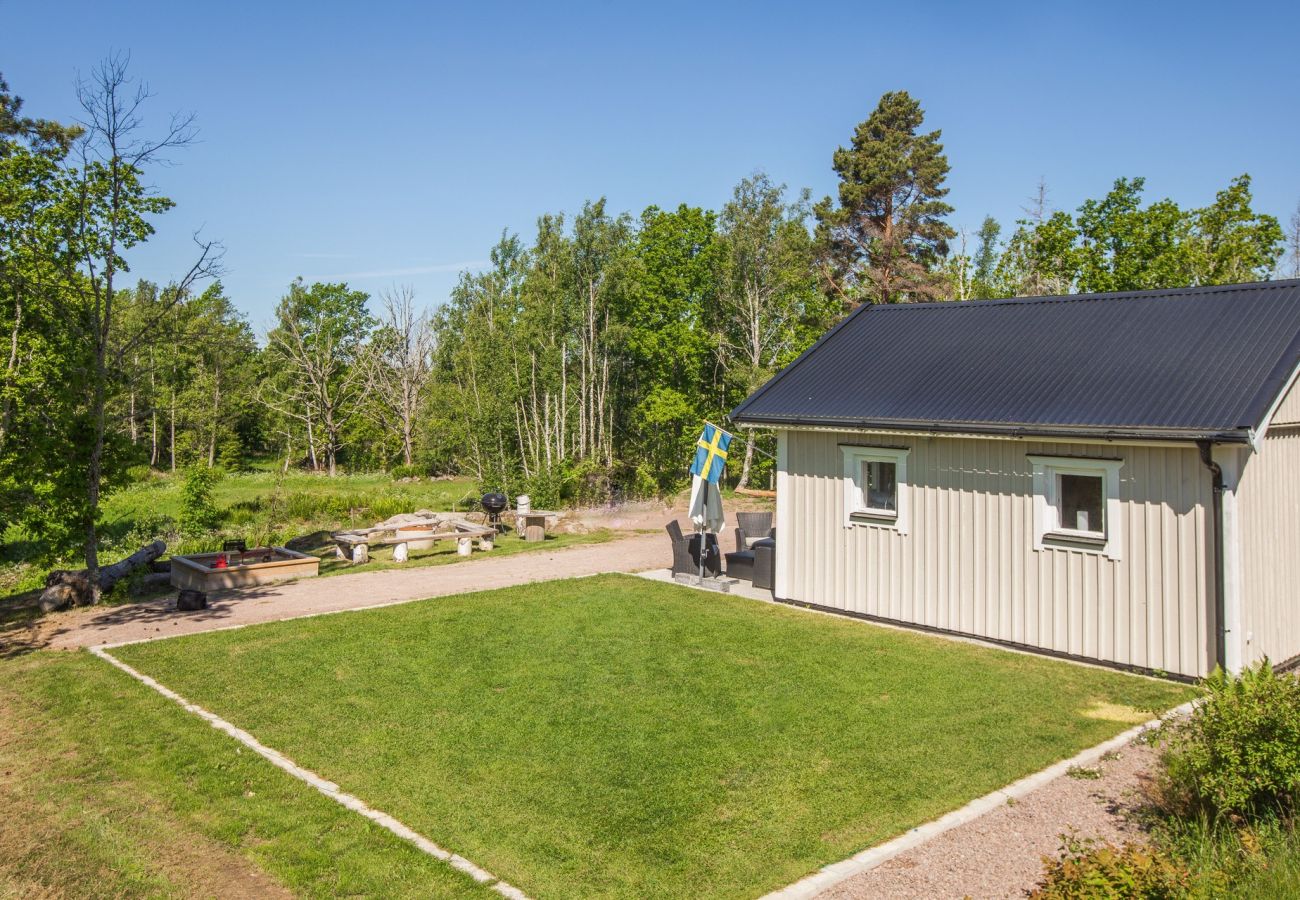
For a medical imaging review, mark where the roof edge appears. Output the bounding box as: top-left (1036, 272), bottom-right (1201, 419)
top-left (861, 277), bottom-right (1300, 312)
top-left (728, 414), bottom-right (1255, 444)
top-left (729, 297), bottom-right (878, 420)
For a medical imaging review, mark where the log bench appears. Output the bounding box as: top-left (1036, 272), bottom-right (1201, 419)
top-left (330, 521), bottom-right (496, 564)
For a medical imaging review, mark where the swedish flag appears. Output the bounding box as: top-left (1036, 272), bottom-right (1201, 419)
top-left (690, 423), bottom-right (732, 485)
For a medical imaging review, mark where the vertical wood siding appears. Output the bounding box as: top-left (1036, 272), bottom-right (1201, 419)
top-left (1267, 373), bottom-right (1300, 427)
top-left (779, 429), bottom-right (1215, 677)
top-left (1238, 428), bottom-right (1300, 667)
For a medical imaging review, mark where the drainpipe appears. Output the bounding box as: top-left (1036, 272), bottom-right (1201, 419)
top-left (1199, 441), bottom-right (1245, 674)
top-left (1197, 441), bottom-right (1226, 671)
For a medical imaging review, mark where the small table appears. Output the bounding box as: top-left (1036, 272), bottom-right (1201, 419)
top-left (516, 511), bottom-right (559, 542)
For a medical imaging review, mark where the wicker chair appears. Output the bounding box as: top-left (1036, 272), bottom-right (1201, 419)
top-left (665, 520), bottom-right (722, 578)
top-left (734, 511), bottom-right (774, 552)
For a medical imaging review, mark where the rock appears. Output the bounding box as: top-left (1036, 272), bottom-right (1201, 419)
top-left (176, 589), bottom-right (207, 611)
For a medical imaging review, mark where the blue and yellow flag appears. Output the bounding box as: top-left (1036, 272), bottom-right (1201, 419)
top-left (690, 423), bottom-right (732, 484)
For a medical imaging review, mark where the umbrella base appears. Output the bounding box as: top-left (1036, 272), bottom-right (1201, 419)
top-left (672, 573), bottom-right (734, 593)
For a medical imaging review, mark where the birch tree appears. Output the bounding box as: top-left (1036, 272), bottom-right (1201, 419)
top-left (361, 285), bottom-right (435, 467)
top-left (716, 174), bottom-right (822, 488)
top-left (64, 56), bottom-right (221, 598)
top-left (266, 279), bottom-right (373, 476)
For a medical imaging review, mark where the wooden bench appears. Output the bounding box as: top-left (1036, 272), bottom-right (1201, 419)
top-left (331, 520), bottom-right (496, 564)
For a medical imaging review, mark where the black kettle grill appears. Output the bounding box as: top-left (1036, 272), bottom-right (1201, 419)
top-left (480, 492), bottom-right (508, 531)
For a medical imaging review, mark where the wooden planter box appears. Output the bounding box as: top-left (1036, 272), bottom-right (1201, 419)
top-left (169, 547), bottom-right (319, 592)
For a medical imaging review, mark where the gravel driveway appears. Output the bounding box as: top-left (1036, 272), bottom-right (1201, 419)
top-left (818, 740), bottom-right (1161, 899)
top-left (22, 531), bottom-right (667, 651)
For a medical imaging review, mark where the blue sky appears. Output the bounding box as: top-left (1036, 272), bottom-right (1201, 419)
top-left (4, 1), bottom-right (1297, 328)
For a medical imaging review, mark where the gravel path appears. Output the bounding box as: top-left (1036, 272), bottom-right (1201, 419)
top-left (818, 740), bottom-right (1160, 899)
top-left (24, 531), bottom-right (667, 651)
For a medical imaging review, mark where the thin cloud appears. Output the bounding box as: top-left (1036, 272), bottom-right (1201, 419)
top-left (332, 260), bottom-right (488, 279)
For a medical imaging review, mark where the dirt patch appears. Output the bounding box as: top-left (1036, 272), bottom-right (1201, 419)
top-left (818, 740), bottom-right (1162, 899)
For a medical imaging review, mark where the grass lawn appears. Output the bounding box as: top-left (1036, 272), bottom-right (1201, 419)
top-left (0, 651), bottom-right (491, 898)
top-left (102, 470), bottom-right (480, 527)
top-left (111, 574), bottom-right (1192, 899)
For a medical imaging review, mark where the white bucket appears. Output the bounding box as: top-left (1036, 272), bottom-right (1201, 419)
top-left (517, 494), bottom-right (531, 515)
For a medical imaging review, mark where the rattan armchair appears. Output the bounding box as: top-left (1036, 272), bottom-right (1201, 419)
top-left (733, 511), bottom-right (774, 553)
top-left (665, 520), bottom-right (722, 578)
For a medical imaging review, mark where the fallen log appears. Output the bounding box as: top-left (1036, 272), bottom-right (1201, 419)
top-left (39, 540), bottom-right (167, 612)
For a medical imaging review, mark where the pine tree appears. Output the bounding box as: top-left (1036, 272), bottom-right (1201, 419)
top-left (814, 91), bottom-right (956, 305)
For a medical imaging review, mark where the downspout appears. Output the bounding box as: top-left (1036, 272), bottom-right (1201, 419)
top-left (1197, 440), bottom-right (1226, 672)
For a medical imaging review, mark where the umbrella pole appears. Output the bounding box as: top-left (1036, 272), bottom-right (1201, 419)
top-left (698, 488), bottom-right (706, 582)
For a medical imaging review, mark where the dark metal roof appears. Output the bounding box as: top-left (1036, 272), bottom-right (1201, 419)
top-left (731, 280), bottom-right (1300, 443)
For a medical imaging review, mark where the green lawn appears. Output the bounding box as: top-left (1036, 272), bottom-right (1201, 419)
top-left (0, 651), bottom-right (491, 898)
top-left (112, 574), bottom-right (1192, 899)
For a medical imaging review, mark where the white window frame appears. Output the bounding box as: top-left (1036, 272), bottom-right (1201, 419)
top-left (841, 445), bottom-right (909, 534)
top-left (1028, 454), bottom-right (1123, 560)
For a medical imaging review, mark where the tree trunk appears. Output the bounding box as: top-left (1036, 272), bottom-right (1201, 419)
top-left (40, 540), bottom-right (167, 612)
top-left (169, 389), bottom-right (177, 472)
top-left (736, 438), bottom-right (755, 491)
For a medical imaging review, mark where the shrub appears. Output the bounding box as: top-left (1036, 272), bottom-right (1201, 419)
top-left (390, 464), bottom-right (427, 480)
top-left (1031, 835), bottom-right (1191, 899)
top-left (179, 465), bottom-right (222, 535)
top-left (1160, 661), bottom-right (1300, 820)
top-left (124, 463), bottom-right (155, 484)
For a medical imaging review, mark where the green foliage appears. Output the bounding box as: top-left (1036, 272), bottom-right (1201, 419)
top-left (1160, 662), bottom-right (1300, 820)
top-left (990, 175), bottom-right (1282, 298)
top-left (1031, 835), bottom-right (1191, 899)
top-left (178, 465), bottom-right (222, 535)
top-left (815, 90), bottom-right (956, 304)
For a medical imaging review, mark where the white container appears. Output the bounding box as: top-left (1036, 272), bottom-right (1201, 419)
top-left (517, 494), bottom-right (531, 515)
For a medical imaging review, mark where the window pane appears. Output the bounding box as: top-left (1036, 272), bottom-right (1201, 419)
top-left (1058, 473), bottom-right (1103, 533)
top-left (863, 460), bottom-right (897, 511)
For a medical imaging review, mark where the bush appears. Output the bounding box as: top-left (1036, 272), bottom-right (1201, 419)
top-left (178, 465), bottom-right (223, 535)
top-left (390, 464), bottom-right (427, 480)
top-left (1031, 835), bottom-right (1191, 899)
top-left (1160, 662), bottom-right (1300, 820)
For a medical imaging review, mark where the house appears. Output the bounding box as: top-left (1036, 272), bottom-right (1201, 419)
top-left (730, 279), bottom-right (1300, 679)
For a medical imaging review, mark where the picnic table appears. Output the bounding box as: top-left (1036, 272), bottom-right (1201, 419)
top-left (331, 518), bottom-right (496, 564)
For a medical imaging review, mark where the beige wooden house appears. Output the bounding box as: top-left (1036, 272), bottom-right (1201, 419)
top-left (732, 280), bottom-right (1300, 679)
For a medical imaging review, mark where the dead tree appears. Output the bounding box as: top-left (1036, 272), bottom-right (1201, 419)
top-left (40, 540), bottom-right (166, 611)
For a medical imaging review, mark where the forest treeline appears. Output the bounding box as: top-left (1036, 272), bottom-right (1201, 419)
top-left (3, 63), bottom-right (1298, 577)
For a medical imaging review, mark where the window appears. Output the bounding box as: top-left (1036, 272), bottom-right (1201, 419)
top-left (841, 445), bottom-right (909, 533)
top-left (1057, 473), bottom-right (1103, 535)
top-left (1028, 455), bottom-right (1123, 559)
top-left (862, 459), bottom-right (897, 512)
